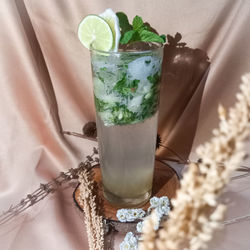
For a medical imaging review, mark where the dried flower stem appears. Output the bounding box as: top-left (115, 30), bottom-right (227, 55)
top-left (222, 212), bottom-right (250, 225)
top-left (62, 131), bottom-right (97, 142)
top-left (0, 148), bottom-right (99, 225)
top-left (140, 74), bottom-right (250, 250)
top-left (140, 210), bottom-right (158, 250)
top-left (78, 168), bottom-right (104, 250)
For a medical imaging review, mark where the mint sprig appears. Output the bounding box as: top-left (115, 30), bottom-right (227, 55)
top-left (120, 30), bottom-right (136, 44)
top-left (116, 12), bottom-right (133, 34)
top-left (116, 13), bottom-right (166, 45)
top-left (140, 30), bottom-right (166, 43)
top-left (132, 15), bottom-right (144, 31)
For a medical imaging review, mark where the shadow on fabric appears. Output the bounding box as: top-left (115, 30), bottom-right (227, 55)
top-left (157, 33), bottom-right (210, 161)
top-left (14, 0), bottom-right (63, 132)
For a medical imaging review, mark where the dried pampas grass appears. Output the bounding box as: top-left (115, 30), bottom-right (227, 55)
top-left (140, 74), bottom-right (250, 250)
top-left (78, 168), bottom-right (104, 250)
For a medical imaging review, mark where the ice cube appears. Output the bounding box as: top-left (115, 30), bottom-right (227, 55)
top-left (93, 78), bottom-right (120, 103)
top-left (127, 56), bottom-right (160, 82)
top-left (93, 78), bottom-right (106, 98)
top-left (127, 95), bottom-right (144, 113)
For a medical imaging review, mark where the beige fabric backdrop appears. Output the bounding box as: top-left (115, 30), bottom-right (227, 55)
top-left (0, 0), bottom-right (250, 249)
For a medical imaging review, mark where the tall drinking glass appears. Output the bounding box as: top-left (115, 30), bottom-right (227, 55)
top-left (90, 43), bottom-right (163, 207)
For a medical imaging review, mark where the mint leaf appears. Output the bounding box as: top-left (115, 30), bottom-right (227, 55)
top-left (160, 34), bottom-right (166, 43)
top-left (132, 16), bottom-right (144, 30)
top-left (138, 25), bottom-right (149, 33)
top-left (130, 79), bottom-right (140, 89)
top-left (112, 104), bottom-right (136, 125)
top-left (96, 72), bottom-right (104, 83)
top-left (117, 12), bottom-right (166, 45)
top-left (113, 74), bottom-right (127, 94)
top-left (140, 90), bottom-right (158, 120)
top-left (116, 12), bottom-right (132, 34)
top-left (113, 74), bottom-right (132, 97)
top-left (94, 96), bottom-right (109, 112)
top-left (140, 30), bottom-right (165, 43)
top-left (147, 72), bottom-right (160, 84)
top-left (120, 30), bottom-right (137, 44)
top-left (114, 74), bottom-right (140, 97)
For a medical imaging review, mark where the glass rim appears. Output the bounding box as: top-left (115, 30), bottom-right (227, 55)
top-left (90, 42), bottom-right (164, 55)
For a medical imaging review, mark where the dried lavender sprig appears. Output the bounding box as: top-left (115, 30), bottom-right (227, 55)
top-left (158, 143), bottom-right (249, 178)
top-left (0, 147), bottom-right (99, 225)
top-left (222, 213), bottom-right (250, 225)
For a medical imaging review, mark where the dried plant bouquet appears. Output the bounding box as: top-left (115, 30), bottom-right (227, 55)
top-left (140, 74), bottom-right (250, 250)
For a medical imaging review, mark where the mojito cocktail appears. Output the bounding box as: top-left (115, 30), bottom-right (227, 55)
top-left (91, 45), bottom-right (163, 206)
top-left (78, 9), bottom-right (165, 207)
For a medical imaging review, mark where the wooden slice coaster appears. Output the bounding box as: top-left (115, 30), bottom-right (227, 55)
top-left (74, 159), bottom-right (180, 223)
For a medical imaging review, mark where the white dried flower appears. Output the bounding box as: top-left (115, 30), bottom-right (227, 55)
top-left (157, 197), bottom-right (170, 216)
top-left (136, 221), bottom-right (144, 233)
top-left (117, 209), bottom-right (146, 222)
top-left (127, 209), bottom-right (146, 222)
top-left (145, 196), bottom-right (171, 231)
top-left (120, 240), bottom-right (131, 250)
top-left (120, 232), bottom-right (138, 250)
top-left (117, 209), bottom-right (129, 222)
top-left (126, 210), bottom-right (135, 221)
top-left (148, 196), bottom-right (171, 220)
top-left (159, 196), bottom-right (170, 207)
top-left (150, 197), bottom-right (160, 208)
top-left (138, 209), bottom-right (146, 218)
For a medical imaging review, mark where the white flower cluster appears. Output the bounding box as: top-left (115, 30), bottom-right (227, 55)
top-left (136, 221), bottom-right (144, 233)
top-left (120, 232), bottom-right (138, 250)
top-left (118, 196), bottom-right (171, 250)
top-left (116, 208), bottom-right (146, 222)
top-left (148, 196), bottom-right (170, 214)
top-left (148, 196), bottom-right (170, 230)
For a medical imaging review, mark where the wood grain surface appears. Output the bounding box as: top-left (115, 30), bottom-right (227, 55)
top-left (74, 160), bottom-right (180, 221)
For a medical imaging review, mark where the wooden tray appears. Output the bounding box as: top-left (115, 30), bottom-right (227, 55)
top-left (73, 160), bottom-right (180, 222)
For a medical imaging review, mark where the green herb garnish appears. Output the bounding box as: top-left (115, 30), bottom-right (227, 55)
top-left (147, 72), bottom-right (160, 84)
top-left (113, 74), bottom-right (140, 98)
top-left (116, 13), bottom-right (166, 45)
top-left (116, 12), bottom-right (133, 34)
top-left (94, 71), bottom-right (160, 126)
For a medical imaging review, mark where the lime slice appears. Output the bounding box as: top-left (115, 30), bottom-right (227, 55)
top-left (100, 8), bottom-right (121, 52)
top-left (78, 15), bottom-right (113, 51)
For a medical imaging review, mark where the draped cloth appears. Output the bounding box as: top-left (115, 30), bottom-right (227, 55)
top-left (0, 0), bottom-right (250, 249)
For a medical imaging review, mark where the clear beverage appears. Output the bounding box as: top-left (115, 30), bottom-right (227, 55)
top-left (96, 112), bottom-right (158, 207)
top-left (90, 43), bottom-right (163, 207)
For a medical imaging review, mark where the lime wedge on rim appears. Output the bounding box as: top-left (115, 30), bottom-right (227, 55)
top-left (78, 15), bottom-right (113, 51)
top-left (100, 8), bottom-right (121, 52)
